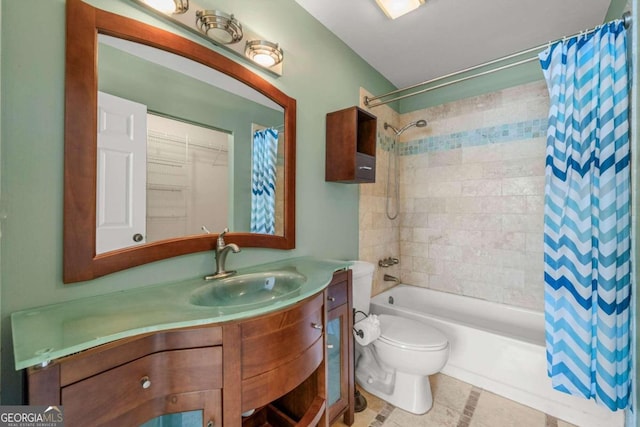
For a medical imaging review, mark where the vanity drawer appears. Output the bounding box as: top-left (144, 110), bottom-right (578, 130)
top-left (60, 325), bottom-right (222, 386)
top-left (61, 347), bottom-right (222, 426)
top-left (240, 293), bottom-right (325, 412)
top-left (242, 335), bottom-right (324, 412)
top-left (327, 270), bottom-right (349, 311)
top-left (241, 293), bottom-right (324, 379)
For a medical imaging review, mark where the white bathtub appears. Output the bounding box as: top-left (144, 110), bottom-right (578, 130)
top-left (369, 285), bottom-right (624, 427)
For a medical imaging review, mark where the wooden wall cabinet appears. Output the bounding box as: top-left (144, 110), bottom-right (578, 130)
top-left (325, 107), bottom-right (377, 183)
top-left (26, 271), bottom-right (355, 427)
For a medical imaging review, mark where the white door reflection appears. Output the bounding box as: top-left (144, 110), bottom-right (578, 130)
top-left (96, 91), bottom-right (147, 254)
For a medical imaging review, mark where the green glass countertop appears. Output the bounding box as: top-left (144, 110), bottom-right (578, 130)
top-left (12, 257), bottom-right (351, 370)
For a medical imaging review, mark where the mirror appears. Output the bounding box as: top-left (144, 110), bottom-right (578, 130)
top-left (64, 0), bottom-right (296, 283)
top-left (96, 35), bottom-right (286, 252)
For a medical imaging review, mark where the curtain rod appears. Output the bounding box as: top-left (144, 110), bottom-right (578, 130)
top-left (364, 12), bottom-right (632, 108)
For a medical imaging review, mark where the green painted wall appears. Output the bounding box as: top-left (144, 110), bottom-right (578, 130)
top-left (0, 0), bottom-right (394, 402)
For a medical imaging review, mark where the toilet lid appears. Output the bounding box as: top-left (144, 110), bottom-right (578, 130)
top-left (377, 314), bottom-right (448, 350)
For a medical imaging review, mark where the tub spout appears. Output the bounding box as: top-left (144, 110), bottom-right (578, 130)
top-left (383, 274), bottom-right (400, 284)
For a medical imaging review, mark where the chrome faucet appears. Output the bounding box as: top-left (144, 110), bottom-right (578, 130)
top-left (204, 228), bottom-right (241, 280)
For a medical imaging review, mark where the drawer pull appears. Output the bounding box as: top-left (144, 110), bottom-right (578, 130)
top-left (207, 421), bottom-right (214, 427)
top-left (140, 376), bottom-right (151, 389)
top-left (327, 344), bottom-right (334, 349)
top-left (327, 296), bottom-right (336, 302)
top-left (311, 323), bottom-right (323, 330)
top-left (358, 166), bottom-right (373, 170)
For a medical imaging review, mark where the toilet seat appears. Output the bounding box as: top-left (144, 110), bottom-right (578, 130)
top-left (377, 314), bottom-right (448, 351)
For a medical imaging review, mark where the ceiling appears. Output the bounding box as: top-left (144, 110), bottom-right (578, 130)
top-left (294, 0), bottom-right (613, 89)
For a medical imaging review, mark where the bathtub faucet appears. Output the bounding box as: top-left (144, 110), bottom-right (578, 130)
top-left (379, 257), bottom-right (399, 268)
top-left (383, 274), bottom-right (400, 284)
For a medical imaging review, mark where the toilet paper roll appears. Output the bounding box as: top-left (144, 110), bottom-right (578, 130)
top-left (353, 315), bottom-right (381, 346)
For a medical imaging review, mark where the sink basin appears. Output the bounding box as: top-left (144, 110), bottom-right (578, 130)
top-left (189, 270), bottom-right (306, 309)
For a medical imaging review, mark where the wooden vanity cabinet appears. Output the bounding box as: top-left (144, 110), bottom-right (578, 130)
top-left (325, 106), bottom-right (377, 183)
top-left (26, 272), bottom-right (355, 427)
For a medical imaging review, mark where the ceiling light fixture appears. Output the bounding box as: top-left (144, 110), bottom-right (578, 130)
top-left (195, 10), bottom-right (243, 44)
top-left (140, 0), bottom-right (188, 14)
top-left (245, 40), bottom-right (284, 67)
top-left (375, 0), bottom-right (425, 19)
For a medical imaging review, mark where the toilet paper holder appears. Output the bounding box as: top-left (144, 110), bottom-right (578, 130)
top-left (352, 309), bottom-right (369, 338)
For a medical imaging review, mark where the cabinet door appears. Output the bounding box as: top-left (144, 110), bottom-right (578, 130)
top-left (127, 390), bottom-right (220, 427)
top-left (327, 302), bottom-right (352, 424)
top-left (140, 409), bottom-right (202, 427)
top-left (139, 401), bottom-right (219, 427)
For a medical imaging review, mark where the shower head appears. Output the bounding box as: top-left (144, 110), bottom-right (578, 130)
top-left (384, 119), bottom-right (427, 136)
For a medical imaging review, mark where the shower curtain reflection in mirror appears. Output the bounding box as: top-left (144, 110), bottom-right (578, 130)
top-left (251, 127), bottom-right (279, 234)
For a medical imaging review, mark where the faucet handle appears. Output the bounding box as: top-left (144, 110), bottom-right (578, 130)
top-left (201, 225), bottom-right (212, 234)
top-left (217, 227), bottom-right (230, 247)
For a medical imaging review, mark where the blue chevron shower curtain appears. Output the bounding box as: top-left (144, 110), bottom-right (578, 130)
top-left (250, 128), bottom-right (278, 234)
top-left (539, 20), bottom-right (631, 411)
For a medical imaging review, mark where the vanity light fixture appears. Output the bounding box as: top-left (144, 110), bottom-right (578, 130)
top-left (140, 0), bottom-right (188, 14)
top-left (195, 10), bottom-right (243, 44)
top-left (375, 0), bottom-right (425, 19)
top-left (130, 0), bottom-right (284, 75)
top-left (245, 40), bottom-right (284, 67)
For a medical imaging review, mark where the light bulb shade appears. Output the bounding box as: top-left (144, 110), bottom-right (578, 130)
top-left (195, 10), bottom-right (243, 44)
top-left (141, 0), bottom-right (188, 14)
top-left (245, 40), bottom-right (283, 68)
top-left (375, 0), bottom-right (425, 19)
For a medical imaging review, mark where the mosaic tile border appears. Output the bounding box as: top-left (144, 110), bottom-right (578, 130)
top-left (457, 386), bottom-right (481, 427)
top-left (378, 134), bottom-right (396, 152)
top-left (368, 403), bottom-right (395, 427)
top-left (377, 117), bottom-right (548, 156)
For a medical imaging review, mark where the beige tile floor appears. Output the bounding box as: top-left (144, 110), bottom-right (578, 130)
top-left (333, 374), bottom-right (577, 427)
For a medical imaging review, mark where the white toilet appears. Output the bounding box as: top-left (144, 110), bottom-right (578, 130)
top-left (350, 261), bottom-right (449, 414)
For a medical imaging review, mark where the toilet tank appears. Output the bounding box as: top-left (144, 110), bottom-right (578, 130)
top-left (349, 261), bottom-right (375, 315)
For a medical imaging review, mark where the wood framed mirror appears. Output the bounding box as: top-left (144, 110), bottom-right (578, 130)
top-left (64, 0), bottom-right (296, 283)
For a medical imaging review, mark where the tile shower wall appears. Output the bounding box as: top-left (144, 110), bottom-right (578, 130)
top-left (360, 81), bottom-right (550, 311)
top-left (359, 88), bottom-right (401, 296)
